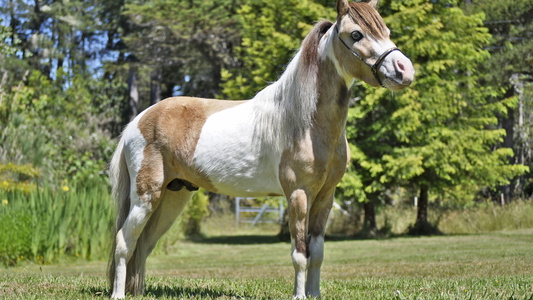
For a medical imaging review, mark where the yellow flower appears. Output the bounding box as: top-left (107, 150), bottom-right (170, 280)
top-left (62, 186), bottom-right (69, 192)
top-left (2, 199), bottom-right (7, 206)
top-left (2, 181), bottom-right (8, 187)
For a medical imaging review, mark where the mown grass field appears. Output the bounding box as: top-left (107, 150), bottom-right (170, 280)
top-left (1, 228), bottom-right (532, 299)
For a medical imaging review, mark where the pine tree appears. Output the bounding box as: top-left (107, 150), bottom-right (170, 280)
top-left (464, 0), bottom-right (533, 199)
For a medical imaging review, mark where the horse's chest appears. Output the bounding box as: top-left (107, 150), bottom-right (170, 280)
top-left (280, 133), bottom-right (348, 191)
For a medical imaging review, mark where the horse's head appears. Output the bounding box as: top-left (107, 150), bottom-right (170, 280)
top-left (333, 0), bottom-right (414, 91)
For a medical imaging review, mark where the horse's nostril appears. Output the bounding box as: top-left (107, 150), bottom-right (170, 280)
top-left (396, 60), bottom-right (406, 72)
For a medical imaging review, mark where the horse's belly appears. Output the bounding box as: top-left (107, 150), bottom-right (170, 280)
top-left (191, 105), bottom-right (284, 197)
top-left (193, 143), bottom-right (284, 197)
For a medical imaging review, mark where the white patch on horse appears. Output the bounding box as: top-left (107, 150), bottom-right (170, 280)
top-left (321, 28), bottom-right (356, 87)
top-left (193, 102), bottom-right (284, 197)
top-left (123, 110), bottom-right (149, 180)
top-left (291, 239), bottom-right (308, 299)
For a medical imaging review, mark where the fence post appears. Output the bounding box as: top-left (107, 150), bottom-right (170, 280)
top-left (252, 204), bottom-right (269, 226)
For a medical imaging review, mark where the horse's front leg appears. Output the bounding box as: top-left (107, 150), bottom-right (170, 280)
top-left (288, 189), bottom-right (310, 299)
top-left (306, 192), bottom-right (334, 297)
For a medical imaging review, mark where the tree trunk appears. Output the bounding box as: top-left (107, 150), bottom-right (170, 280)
top-left (363, 199), bottom-right (376, 236)
top-left (127, 68), bottom-right (139, 121)
top-left (408, 185), bottom-right (440, 235)
top-left (500, 87), bottom-right (515, 201)
top-left (150, 67), bottom-right (162, 105)
top-left (416, 185), bottom-right (429, 227)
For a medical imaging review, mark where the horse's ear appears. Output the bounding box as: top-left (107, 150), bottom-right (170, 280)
top-left (363, 0), bottom-right (378, 9)
top-left (336, 0), bottom-right (350, 17)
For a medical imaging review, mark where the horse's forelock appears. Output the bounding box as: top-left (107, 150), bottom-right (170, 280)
top-left (347, 2), bottom-right (388, 40)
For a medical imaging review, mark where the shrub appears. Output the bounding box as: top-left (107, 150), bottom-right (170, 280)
top-left (0, 208), bottom-right (32, 266)
top-left (180, 189), bottom-right (210, 239)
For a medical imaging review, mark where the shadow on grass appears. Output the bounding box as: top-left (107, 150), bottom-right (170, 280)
top-left (82, 285), bottom-right (247, 299)
top-left (194, 232), bottom-right (448, 245)
top-left (145, 285), bottom-right (246, 299)
top-left (196, 234), bottom-right (283, 245)
top-left (80, 286), bottom-right (109, 298)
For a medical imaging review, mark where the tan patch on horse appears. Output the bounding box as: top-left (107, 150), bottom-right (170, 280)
top-left (288, 189), bottom-right (309, 256)
top-left (135, 143), bottom-right (164, 199)
top-left (136, 97), bottom-right (245, 194)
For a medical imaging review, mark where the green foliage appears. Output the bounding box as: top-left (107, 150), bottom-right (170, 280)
top-left (0, 185), bottom-right (114, 266)
top-left (464, 0), bottom-right (533, 83)
top-left (0, 70), bottom-right (115, 186)
top-left (0, 0), bottom-right (531, 261)
top-left (180, 189), bottom-right (210, 239)
top-left (0, 209), bottom-right (32, 266)
top-left (0, 23), bottom-right (17, 56)
top-left (221, 0), bottom-right (334, 100)
top-left (123, 0), bottom-right (243, 100)
top-left (464, 0), bottom-right (533, 198)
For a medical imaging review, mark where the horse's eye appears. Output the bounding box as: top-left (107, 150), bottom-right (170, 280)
top-left (351, 31), bottom-right (364, 42)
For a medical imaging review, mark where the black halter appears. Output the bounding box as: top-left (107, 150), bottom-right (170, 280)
top-left (335, 25), bottom-right (402, 87)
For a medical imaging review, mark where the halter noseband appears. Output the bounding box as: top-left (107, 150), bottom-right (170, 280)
top-left (335, 24), bottom-right (402, 87)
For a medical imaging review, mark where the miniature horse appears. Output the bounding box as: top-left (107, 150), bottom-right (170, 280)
top-left (108, 0), bottom-right (414, 298)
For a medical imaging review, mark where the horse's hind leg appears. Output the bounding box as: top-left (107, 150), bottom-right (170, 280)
top-left (112, 146), bottom-right (165, 299)
top-left (112, 189), bottom-right (161, 299)
top-left (119, 188), bottom-right (194, 297)
top-left (143, 188), bottom-right (195, 255)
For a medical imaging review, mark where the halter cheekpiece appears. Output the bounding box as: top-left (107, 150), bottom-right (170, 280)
top-left (335, 24), bottom-right (402, 87)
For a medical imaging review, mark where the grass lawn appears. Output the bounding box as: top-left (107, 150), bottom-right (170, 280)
top-left (1, 228), bottom-right (532, 299)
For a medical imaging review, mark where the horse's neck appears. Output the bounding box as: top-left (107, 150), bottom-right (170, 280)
top-left (314, 55), bottom-right (351, 141)
top-left (250, 51), bottom-right (318, 150)
top-left (250, 36), bottom-right (350, 149)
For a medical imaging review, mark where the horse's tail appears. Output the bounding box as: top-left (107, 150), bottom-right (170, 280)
top-left (107, 136), bottom-right (130, 292)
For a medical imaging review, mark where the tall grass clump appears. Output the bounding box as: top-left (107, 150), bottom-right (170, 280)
top-left (0, 184), bottom-right (114, 266)
top-left (438, 200), bottom-right (533, 234)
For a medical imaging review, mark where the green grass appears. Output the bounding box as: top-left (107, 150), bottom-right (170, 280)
top-left (1, 228), bottom-right (532, 299)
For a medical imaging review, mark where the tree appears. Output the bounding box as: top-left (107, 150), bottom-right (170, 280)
top-left (338, 0), bottom-right (528, 234)
top-left (464, 0), bottom-right (533, 200)
top-left (122, 0), bottom-right (243, 108)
